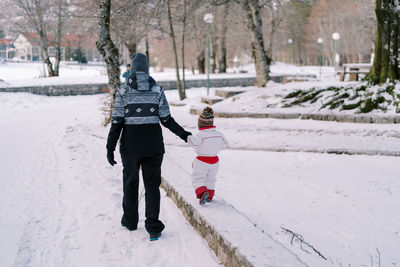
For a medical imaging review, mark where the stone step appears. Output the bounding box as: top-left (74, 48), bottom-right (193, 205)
top-left (201, 96), bottom-right (225, 105)
top-left (215, 89), bottom-right (245, 98)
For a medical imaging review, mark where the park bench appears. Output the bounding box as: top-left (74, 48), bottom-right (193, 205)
top-left (336, 63), bottom-right (371, 81)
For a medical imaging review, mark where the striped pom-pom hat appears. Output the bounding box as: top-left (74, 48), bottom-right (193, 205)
top-left (198, 106), bottom-right (214, 129)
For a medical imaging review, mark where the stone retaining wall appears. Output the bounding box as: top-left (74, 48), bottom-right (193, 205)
top-left (0, 83), bottom-right (109, 96)
top-left (160, 178), bottom-right (253, 267)
top-left (190, 107), bottom-right (400, 124)
top-left (0, 77), bottom-right (257, 96)
top-left (158, 77), bottom-right (257, 90)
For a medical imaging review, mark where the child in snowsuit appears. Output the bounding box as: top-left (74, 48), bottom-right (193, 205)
top-left (187, 107), bottom-right (228, 205)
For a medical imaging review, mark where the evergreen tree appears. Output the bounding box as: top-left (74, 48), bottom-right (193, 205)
top-left (0, 28), bottom-right (5, 38)
top-left (73, 47), bottom-right (87, 63)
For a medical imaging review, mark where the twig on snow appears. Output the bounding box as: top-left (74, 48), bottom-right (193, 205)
top-left (281, 226), bottom-right (327, 260)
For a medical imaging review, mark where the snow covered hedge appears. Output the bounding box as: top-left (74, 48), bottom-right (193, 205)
top-left (282, 82), bottom-right (400, 113)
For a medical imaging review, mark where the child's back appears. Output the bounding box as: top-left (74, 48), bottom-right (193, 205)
top-left (188, 126), bottom-right (228, 157)
top-left (187, 107), bottom-right (228, 205)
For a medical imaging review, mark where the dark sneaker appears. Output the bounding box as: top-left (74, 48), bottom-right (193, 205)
top-left (199, 191), bottom-right (209, 206)
top-left (121, 222), bottom-right (137, 231)
top-left (150, 232), bottom-right (161, 241)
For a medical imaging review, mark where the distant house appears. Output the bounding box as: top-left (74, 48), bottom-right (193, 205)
top-left (0, 38), bottom-right (15, 59)
top-left (12, 33), bottom-right (102, 62)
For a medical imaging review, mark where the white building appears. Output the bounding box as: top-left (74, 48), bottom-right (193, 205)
top-left (12, 33), bottom-right (102, 62)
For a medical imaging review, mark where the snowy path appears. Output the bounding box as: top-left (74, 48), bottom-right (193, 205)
top-left (0, 93), bottom-right (220, 267)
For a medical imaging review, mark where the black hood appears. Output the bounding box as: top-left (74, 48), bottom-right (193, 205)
top-left (131, 53), bottom-right (149, 74)
top-left (126, 72), bottom-right (156, 91)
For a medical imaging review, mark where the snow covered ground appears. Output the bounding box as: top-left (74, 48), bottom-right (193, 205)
top-left (166, 89), bottom-right (400, 266)
top-left (1, 89), bottom-right (399, 266)
top-left (0, 93), bottom-right (221, 267)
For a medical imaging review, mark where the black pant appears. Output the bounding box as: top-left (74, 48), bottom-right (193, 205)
top-left (120, 152), bottom-right (165, 234)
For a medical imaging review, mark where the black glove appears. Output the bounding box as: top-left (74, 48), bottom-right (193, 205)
top-left (180, 131), bottom-right (192, 143)
top-left (107, 150), bottom-right (117, 166)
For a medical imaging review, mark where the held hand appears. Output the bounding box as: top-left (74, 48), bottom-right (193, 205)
top-left (181, 131), bottom-right (192, 143)
top-left (107, 150), bottom-right (117, 166)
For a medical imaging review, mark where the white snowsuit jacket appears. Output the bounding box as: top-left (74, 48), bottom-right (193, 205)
top-left (187, 127), bottom-right (228, 193)
top-left (187, 127), bottom-right (228, 157)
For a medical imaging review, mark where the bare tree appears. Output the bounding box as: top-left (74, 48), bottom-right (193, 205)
top-left (96, 0), bottom-right (121, 125)
top-left (191, 9), bottom-right (207, 74)
top-left (12, 0), bottom-right (70, 76)
top-left (181, 0), bottom-right (188, 93)
top-left (240, 0), bottom-right (271, 86)
top-left (218, 2), bottom-right (229, 73)
top-left (166, 0), bottom-right (184, 99)
top-left (53, 0), bottom-right (70, 75)
top-left (263, 0), bottom-right (286, 59)
top-left (14, 0), bottom-right (56, 76)
top-left (211, 32), bottom-right (217, 73)
top-left (112, 0), bottom-right (161, 60)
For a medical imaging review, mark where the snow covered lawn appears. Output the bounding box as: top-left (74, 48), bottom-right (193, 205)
top-left (0, 93), bottom-right (220, 267)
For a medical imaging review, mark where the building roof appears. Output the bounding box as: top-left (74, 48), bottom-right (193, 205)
top-left (18, 33), bottom-right (97, 49)
top-left (0, 38), bottom-right (15, 49)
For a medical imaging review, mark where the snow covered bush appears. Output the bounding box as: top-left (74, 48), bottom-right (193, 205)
top-left (283, 82), bottom-right (400, 113)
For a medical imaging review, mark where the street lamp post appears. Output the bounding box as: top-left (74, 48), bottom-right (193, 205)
top-left (317, 38), bottom-right (323, 78)
top-left (204, 13), bottom-right (214, 95)
top-left (332, 32), bottom-right (340, 71)
top-left (288, 38), bottom-right (293, 64)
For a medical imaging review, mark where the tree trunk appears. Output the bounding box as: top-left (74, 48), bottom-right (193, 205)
top-left (218, 3), bottom-right (228, 73)
top-left (197, 49), bottom-right (205, 74)
top-left (125, 42), bottom-right (137, 58)
top-left (297, 42), bottom-right (303, 65)
top-left (181, 0), bottom-right (187, 98)
top-left (242, 0), bottom-right (271, 86)
top-left (34, 0), bottom-right (55, 77)
top-left (54, 0), bottom-right (63, 76)
top-left (96, 0), bottom-right (121, 125)
top-left (211, 34), bottom-right (217, 73)
top-left (367, 0), bottom-right (400, 84)
top-left (167, 0), bottom-right (184, 100)
top-left (145, 39), bottom-right (150, 65)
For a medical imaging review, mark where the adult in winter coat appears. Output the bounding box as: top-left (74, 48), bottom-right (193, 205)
top-left (106, 53), bottom-right (191, 240)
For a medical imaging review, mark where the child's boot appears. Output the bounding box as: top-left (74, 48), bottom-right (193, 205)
top-left (207, 189), bottom-right (215, 202)
top-left (199, 191), bottom-right (209, 205)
